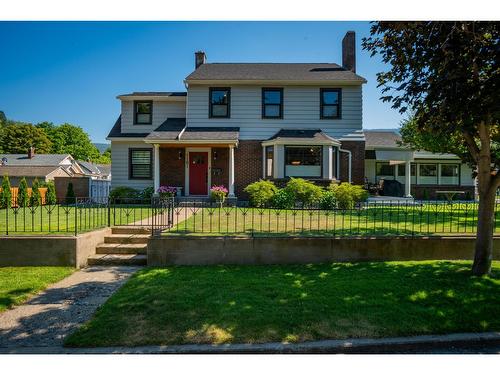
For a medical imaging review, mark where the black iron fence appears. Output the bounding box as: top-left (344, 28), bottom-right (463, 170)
top-left (165, 199), bottom-right (500, 237)
top-left (2, 197), bottom-right (499, 237)
top-left (0, 197), bottom-right (174, 236)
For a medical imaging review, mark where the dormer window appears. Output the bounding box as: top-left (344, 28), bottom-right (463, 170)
top-left (209, 88), bottom-right (230, 118)
top-left (320, 89), bottom-right (341, 119)
top-left (134, 101), bottom-right (152, 125)
top-left (262, 88), bottom-right (283, 119)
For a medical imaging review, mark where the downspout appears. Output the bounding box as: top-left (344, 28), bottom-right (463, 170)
top-left (339, 148), bottom-right (352, 183)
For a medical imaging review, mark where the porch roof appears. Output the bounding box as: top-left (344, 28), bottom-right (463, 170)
top-left (145, 118), bottom-right (186, 141)
top-left (262, 128), bottom-right (341, 146)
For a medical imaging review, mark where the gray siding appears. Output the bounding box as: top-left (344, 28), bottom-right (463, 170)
top-left (110, 141), bottom-right (154, 190)
top-left (186, 84), bottom-right (363, 140)
top-left (121, 101), bottom-right (186, 133)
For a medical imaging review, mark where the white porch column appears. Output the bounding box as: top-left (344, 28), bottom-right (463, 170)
top-left (404, 161), bottom-right (412, 197)
top-left (153, 144), bottom-right (160, 193)
top-left (228, 145), bottom-right (235, 197)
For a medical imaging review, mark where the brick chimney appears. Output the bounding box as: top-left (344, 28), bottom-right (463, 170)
top-left (342, 31), bottom-right (356, 73)
top-left (195, 51), bottom-right (206, 69)
top-left (28, 146), bottom-right (35, 159)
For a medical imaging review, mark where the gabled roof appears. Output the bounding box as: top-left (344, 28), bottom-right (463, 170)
top-left (186, 63), bottom-right (367, 83)
top-left (262, 128), bottom-right (341, 146)
top-left (107, 116), bottom-right (150, 139)
top-left (364, 130), bottom-right (403, 149)
top-left (0, 166), bottom-right (69, 178)
top-left (0, 153), bottom-right (72, 166)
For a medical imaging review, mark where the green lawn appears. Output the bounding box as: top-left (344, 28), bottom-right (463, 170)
top-left (0, 205), bottom-right (154, 235)
top-left (0, 267), bottom-right (74, 312)
top-left (65, 261), bottom-right (500, 347)
top-left (166, 204), bottom-right (500, 236)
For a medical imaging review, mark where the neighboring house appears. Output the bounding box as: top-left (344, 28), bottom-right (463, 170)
top-left (364, 129), bottom-right (476, 199)
top-left (108, 31), bottom-right (366, 198)
top-left (77, 161), bottom-right (112, 201)
top-left (0, 148), bottom-right (83, 186)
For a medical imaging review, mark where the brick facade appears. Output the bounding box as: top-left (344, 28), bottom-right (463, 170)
top-left (234, 140), bottom-right (263, 198)
top-left (211, 147), bottom-right (229, 188)
top-left (338, 140), bottom-right (365, 185)
top-left (159, 147), bottom-right (185, 192)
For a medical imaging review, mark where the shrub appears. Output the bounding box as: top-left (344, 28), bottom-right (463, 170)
top-left (30, 178), bottom-right (42, 206)
top-left (319, 190), bottom-right (336, 210)
top-left (109, 186), bottom-right (140, 200)
top-left (271, 189), bottom-right (295, 209)
top-left (329, 182), bottom-right (368, 210)
top-left (244, 180), bottom-right (278, 207)
top-left (17, 177), bottom-right (28, 207)
top-left (65, 182), bottom-right (76, 205)
top-left (0, 175), bottom-right (12, 208)
top-left (157, 186), bottom-right (177, 198)
top-left (45, 181), bottom-right (57, 205)
top-left (140, 186), bottom-right (155, 200)
top-left (285, 178), bottom-right (323, 207)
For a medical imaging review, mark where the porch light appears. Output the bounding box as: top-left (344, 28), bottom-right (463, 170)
top-left (178, 150), bottom-right (183, 160)
top-left (213, 151), bottom-right (218, 160)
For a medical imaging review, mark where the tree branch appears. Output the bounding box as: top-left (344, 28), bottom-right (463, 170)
top-left (462, 130), bottom-right (480, 162)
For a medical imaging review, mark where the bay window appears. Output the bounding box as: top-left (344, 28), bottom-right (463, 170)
top-left (285, 146), bottom-right (322, 177)
top-left (265, 146), bottom-right (274, 178)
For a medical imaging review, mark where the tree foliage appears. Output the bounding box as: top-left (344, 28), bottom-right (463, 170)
top-left (0, 175), bottom-right (12, 208)
top-left (30, 178), bottom-right (42, 206)
top-left (363, 21), bottom-right (500, 275)
top-left (45, 180), bottom-right (57, 205)
top-left (17, 177), bottom-right (28, 207)
top-left (1, 122), bottom-right (52, 154)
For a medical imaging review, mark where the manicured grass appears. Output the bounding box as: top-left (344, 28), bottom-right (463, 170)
top-left (65, 261), bottom-right (500, 347)
top-left (0, 205), bottom-right (153, 235)
top-left (0, 267), bottom-right (74, 312)
top-left (165, 204), bottom-right (500, 236)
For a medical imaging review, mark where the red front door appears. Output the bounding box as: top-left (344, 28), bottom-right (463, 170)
top-left (189, 152), bottom-right (208, 195)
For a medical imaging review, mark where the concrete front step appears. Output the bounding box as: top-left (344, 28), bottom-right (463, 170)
top-left (87, 254), bottom-right (147, 266)
top-left (112, 226), bottom-right (151, 235)
top-left (96, 243), bottom-right (148, 255)
top-left (104, 234), bottom-right (150, 244)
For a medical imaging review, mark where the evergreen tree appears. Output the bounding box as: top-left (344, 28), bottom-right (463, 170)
top-left (30, 178), bottom-right (42, 206)
top-left (65, 182), bottom-right (76, 205)
top-left (0, 174), bottom-right (12, 208)
top-left (45, 180), bottom-right (57, 205)
top-left (17, 177), bottom-right (28, 207)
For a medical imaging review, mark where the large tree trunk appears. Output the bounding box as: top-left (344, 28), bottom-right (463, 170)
top-left (472, 184), bottom-right (496, 276)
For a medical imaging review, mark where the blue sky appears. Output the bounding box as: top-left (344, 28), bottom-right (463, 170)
top-left (0, 21), bottom-right (404, 144)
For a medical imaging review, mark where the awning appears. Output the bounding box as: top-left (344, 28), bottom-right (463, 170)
top-left (375, 150), bottom-right (414, 162)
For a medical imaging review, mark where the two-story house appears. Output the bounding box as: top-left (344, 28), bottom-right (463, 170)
top-left (107, 32), bottom-right (366, 198)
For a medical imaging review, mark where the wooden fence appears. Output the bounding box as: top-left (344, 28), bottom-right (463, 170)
top-left (0, 187), bottom-right (48, 206)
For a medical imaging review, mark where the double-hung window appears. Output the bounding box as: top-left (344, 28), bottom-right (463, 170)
top-left (320, 88), bottom-right (341, 119)
top-left (209, 88), bottom-right (230, 118)
top-left (262, 88), bottom-right (283, 119)
top-left (129, 149), bottom-right (152, 179)
top-left (134, 101), bottom-right (152, 125)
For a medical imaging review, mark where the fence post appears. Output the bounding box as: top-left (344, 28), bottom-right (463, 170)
top-left (74, 198), bottom-right (78, 236)
top-left (107, 198), bottom-right (111, 228)
top-left (5, 203), bottom-right (8, 235)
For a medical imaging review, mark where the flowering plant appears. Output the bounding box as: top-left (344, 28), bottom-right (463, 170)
top-left (210, 185), bottom-right (228, 203)
top-left (157, 186), bottom-right (177, 198)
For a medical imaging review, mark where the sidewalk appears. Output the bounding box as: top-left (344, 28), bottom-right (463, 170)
top-left (0, 266), bottom-right (140, 349)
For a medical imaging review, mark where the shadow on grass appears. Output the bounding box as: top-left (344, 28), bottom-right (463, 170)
top-left (65, 261), bottom-right (500, 348)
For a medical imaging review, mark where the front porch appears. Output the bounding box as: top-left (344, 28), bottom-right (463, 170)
top-left (153, 144), bottom-right (236, 197)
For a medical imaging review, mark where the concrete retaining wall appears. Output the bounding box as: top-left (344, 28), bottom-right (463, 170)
top-left (148, 236), bottom-right (500, 266)
top-left (0, 227), bottom-right (110, 268)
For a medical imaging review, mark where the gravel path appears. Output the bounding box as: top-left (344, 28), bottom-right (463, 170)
top-left (0, 266), bottom-right (140, 350)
